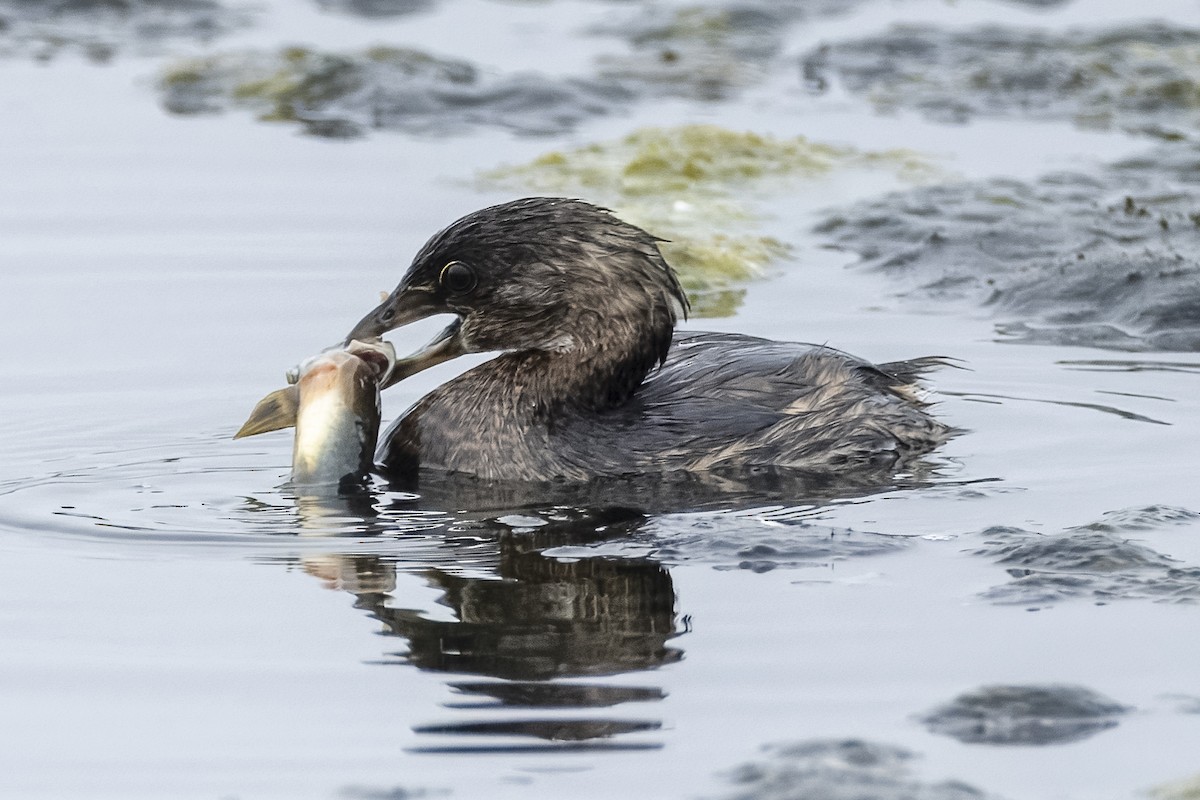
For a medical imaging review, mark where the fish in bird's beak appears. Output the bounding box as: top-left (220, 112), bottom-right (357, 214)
top-left (236, 338), bottom-right (396, 488)
top-left (234, 325), bottom-right (466, 489)
top-left (346, 281), bottom-right (468, 390)
top-left (234, 384), bottom-right (300, 439)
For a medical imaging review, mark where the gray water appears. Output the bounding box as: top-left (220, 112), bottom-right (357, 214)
top-left (2, 1), bottom-right (1200, 798)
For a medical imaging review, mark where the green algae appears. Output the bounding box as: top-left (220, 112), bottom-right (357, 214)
top-left (484, 125), bottom-right (932, 317)
top-left (611, 4), bottom-right (743, 49)
top-left (161, 45), bottom-right (475, 128)
top-left (660, 232), bottom-right (788, 317)
top-left (499, 125), bottom-right (881, 194)
top-left (159, 44), bottom-right (626, 137)
top-left (1152, 775), bottom-right (1200, 800)
top-left (655, 7), bottom-right (737, 43)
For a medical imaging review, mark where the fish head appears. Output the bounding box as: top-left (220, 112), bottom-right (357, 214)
top-left (235, 339), bottom-right (397, 490)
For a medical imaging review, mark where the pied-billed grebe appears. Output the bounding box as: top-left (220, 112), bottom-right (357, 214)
top-left (346, 197), bottom-right (954, 482)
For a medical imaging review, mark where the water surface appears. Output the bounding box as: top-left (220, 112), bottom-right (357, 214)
top-left (2, 1), bottom-right (1199, 798)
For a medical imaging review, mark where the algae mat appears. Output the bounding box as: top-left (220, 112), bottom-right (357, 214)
top-left (485, 124), bottom-right (932, 317)
top-left (159, 44), bottom-right (633, 138)
top-left (804, 22), bottom-right (1200, 142)
top-left (817, 143), bottom-right (1200, 351)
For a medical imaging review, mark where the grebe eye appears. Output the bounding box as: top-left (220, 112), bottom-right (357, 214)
top-left (439, 261), bottom-right (477, 295)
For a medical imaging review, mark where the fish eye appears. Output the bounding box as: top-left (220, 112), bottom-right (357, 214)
top-left (439, 261), bottom-right (477, 295)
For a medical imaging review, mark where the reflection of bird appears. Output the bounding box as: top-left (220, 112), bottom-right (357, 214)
top-left (302, 512), bottom-right (679, 752)
top-left (366, 552), bottom-right (681, 681)
top-left (331, 507), bottom-right (681, 682)
top-left (348, 197), bottom-right (954, 482)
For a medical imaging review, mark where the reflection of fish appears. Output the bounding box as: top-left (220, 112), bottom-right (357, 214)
top-left (236, 324), bottom-right (464, 489)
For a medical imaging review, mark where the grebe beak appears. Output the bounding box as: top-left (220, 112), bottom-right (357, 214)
top-left (381, 319), bottom-right (466, 390)
top-left (345, 283), bottom-right (442, 343)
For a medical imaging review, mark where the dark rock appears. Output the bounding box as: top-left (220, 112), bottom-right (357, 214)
top-left (1069, 504), bottom-right (1200, 533)
top-left (920, 684), bottom-right (1131, 745)
top-left (968, 508), bottom-right (1200, 605)
top-left (314, 0), bottom-right (434, 18)
top-left (973, 528), bottom-right (1177, 573)
top-left (802, 22), bottom-right (1200, 141)
top-left (595, 2), bottom-right (805, 101)
top-left (817, 145), bottom-right (1200, 351)
top-left (0, 0), bottom-right (247, 60)
top-left (709, 739), bottom-right (1000, 800)
top-left (594, 0), bottom-right (877, 101)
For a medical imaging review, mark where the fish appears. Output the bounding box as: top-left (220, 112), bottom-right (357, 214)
top-left (235, 323), bottom-right (465, 490)
top-left (236, 338), bottom-right (395, 489)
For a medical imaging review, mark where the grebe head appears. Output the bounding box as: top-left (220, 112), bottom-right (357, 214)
top-left (347, 197), bottom-right (689, 368)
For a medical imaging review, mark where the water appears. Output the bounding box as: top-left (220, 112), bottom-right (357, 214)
top-left (2, 1), bottom-right (1200, 798)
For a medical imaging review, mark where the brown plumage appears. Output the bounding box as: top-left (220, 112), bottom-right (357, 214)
top-left (346, 197), bottom-right (955, 483)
